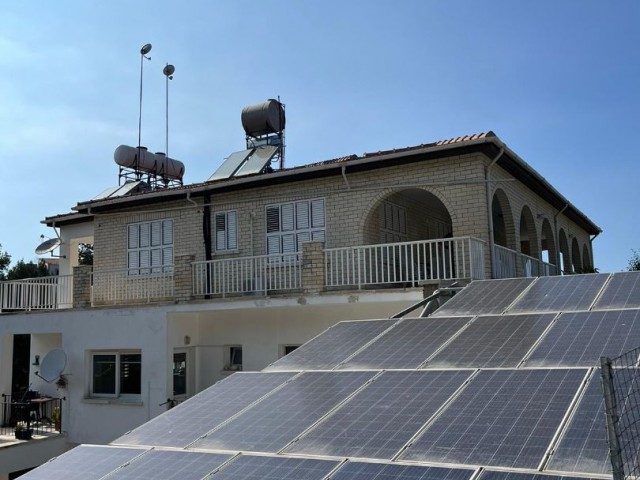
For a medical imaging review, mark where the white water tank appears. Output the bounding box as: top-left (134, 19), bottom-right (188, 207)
top-left (114, 145), bottom-right (185, 181)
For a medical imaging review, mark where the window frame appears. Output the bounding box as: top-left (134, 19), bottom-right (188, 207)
top-left (213, 210), bottom-right (238, 254)
top-left (172, 350), bottom-right (188, 398)
top-left (89, 350), bottom-right (142, 399)
top-left (127, 219), bottom-right (174, 275)
top-left (265, 198), bottom-right (326, 257)
top-left (225, 345), bottom-right (243, 371)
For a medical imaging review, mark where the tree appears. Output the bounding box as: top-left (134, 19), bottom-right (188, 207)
top-left (629, 250), bottom-right (640, 271)
top-left (0, 244), bottom-right (10, 280)
top-left (7, 259), bottom-right (49, 280)
top-left (78, 243), bottom-right (94, 266)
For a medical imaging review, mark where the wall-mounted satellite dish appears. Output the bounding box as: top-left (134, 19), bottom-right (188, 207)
top-left (37, 349), bottom-right (67, 383)
top-left (35, 237), bottom-right (62, 256)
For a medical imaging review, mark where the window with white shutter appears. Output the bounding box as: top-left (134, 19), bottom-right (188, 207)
top-left (265, 199), bottom-right (325, 257)
top-left (214, 211), bottom-right (238, 253)
top-left (127, 219), bottom-right (174, 275)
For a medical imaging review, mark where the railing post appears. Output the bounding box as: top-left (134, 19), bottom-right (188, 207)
top-left (601, 356), bottom-right (626, 480)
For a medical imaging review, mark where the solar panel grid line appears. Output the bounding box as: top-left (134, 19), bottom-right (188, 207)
top-left (500, 276), bottom-right (541, 315)
top-left (536, 368), bottom-right (595, 472)
top-left (199, 452), bottom-right (242, 479)
top-left (586, 274), bottom-right (614, 312)
top-left (591, 272), bottom-right (640, 311)
top-left (390, 369), bottom-right (482, 462)
top-left (331, 320), bottom-right (405, 370)
top-left (276, 370), bottom-right (386, 454)
top-left (417, 316), bottom-right (479, 368)
top-left (515, 313), bottom-right (562, 368)
top-left (95, 448), bottom-right (152, 480)
top-left (183, 372), bottom-right (306, 449)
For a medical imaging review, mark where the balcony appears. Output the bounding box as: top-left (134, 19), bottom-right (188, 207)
top-left (0, 394), bottom-right (62, 443)
top-left (0, 238), bottom-right (562, 311)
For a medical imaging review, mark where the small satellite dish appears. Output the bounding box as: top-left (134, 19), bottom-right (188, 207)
top-left (35, 237), bottom-right (62, 256)
top-left (38, 349), bottom-right (67, 383)
top-left (163, 64), bottom-right (175, 77)
top-left (140, 43), bottom-right (152, 56)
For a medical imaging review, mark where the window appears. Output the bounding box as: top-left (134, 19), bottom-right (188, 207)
top-left (214, 211), bottom-right (237, 252)
top-left (226, 346), bottom-right (243, 371)
top-left (266, 199), bottom-right (325, 256)
top-left (379, 201), bottom-right (407, 243)
top-left (281, 345), bottom-right (300, 357)
top-left (127, 220), bottom-right (173, 275)
top-left (91, 351), bottom-right (141, 397)
top-left (173, 352), bottom-right (187, 397)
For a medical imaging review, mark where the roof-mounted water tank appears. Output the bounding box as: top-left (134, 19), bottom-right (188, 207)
top-left (114, 145), bottom-right (185, 181)
top-left (241, 99), bottom-right (285, 138)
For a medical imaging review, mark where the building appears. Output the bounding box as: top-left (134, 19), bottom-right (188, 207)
top-left (0, 128), bottom-right (600, 477)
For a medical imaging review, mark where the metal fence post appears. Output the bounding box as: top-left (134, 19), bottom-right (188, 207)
top-left (601, 356), bottom-right (626, 480)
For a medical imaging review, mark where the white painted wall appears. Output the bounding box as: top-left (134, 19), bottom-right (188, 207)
top-left (0, 436), bottom-right (72, 479)
top-left (56, 221), bottom-right (94, 276)
top-left (29, 333), bottom-right (62, 398)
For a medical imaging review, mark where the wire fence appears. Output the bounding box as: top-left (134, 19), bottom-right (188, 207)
top-left (601, 347), bottom-right (640, 480)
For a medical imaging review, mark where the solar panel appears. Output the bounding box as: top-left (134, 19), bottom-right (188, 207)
top-left (285, 370), bottom-right (472, 459)
top-left (400, 369), bottom-right (586, 469)
top-left (592, 271), bottom-right (640, 310)
top-left (426, 314), bottom-right (556, 368)
top-left (479, 470), bottom-right (602, 480)
top-left (234, 145), bottom-right (279, 177)
top-left (546, 370), bottom-right (611, 474)
top-left (114, 372), bottom-right (294, 448)
top-left (191, 371), bottom-right (376, 453)
top-left (209, 455), bottom-right (339, 480)
top-left (20, 445), bottom-right (147, 480)
top-left (524, 310), bottom-right (640, 367)
top-left (432, 278), bottom-right (535, 317)
top-left (507, 274), bottom-right (609, 313)
top-left (106, 450), bottom-right (232, 480)
top-left (264, 320), bottom-right (396, 371)
top-left (330, 461), bottom-right (475, 480)
top-left (337, 317), bottom-right (471, 370)
top-left (208, 149), bottom-right (254, 181)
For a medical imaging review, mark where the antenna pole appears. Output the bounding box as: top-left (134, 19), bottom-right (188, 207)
top-left (165, 65), bottom-right (169, 157)
top-left (137, 44), bottom-right (152, 149)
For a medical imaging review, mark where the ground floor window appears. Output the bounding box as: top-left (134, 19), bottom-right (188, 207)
top-left (173, 352), bottom-right (187, 397)
top-left (226, 346), bottom-right (243, 371)
top-left (91, 351), bottom-right (141, 397)
top-left (281, 345), bottom-right (300, 357)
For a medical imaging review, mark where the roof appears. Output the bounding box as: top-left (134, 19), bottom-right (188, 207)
top-left (23, 271), bottom-right (640, 478)
top-left (55, 132), bottom-right (599, 234)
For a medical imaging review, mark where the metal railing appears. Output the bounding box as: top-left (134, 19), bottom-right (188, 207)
top-left (193, 253), bottom-right (302, 297)
top-left (325, 237), bottom-right (486, 289)
top-left (493, 244), bottom-right (559, 279)
top-left (91, 268), bottom-right (174, 306)
top-left (0, 275), bottom-right (73, 312)
top-left (1, 394), bottom-right (62, 438)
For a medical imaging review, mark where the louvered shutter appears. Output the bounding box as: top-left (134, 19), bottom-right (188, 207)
top-left (311, 199), bottom-right (325, 228)
top-left (163, 247), bottom-right (173, 270)
top-left (312, 230), bottom-right (325, 243)
top-left (128, 225), bottom-right (139, 249)
top-left (296, 232), bottom-right (310, 251)
top-left (162, 220), bottom-right (173, 245)
top-left (266, 206), bottom-right (280, 233)
top-left (282, 234), bottom-right (296, 254)
top-left (227, 211), bottom-right (237, 250)
top-left (281, 203), bottom-right (294, 231)
top-left (149, 221), bottom-right (161, 247)
top-left (215, 213), bottom-right (227, 251)
top-left (296, 202), bottom-right (309, 229)
top-left (151, 249), bottom-right (162, 272)
top-left (267, 236), bottom-right (280, 255)
top-left (139, 249), bottom-right (150, 273)
top-left (128, 251), bottom-right (139, 272)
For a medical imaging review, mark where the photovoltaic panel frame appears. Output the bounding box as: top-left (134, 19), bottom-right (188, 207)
top-left (400, 369), bottom-right (587, 469)
top-left (191, 371), bottom-right (376, 453)
top-left (113, 372), bottom-right (294, 448)
top-left (329, 461), bottom-right (475, 480)
top-left (592, 271), bottom-right (640, 310)
top-left (285, 370), bottom-right (472, 459)
top-left (524, 310), bottom-right (640, 367)
top-left (209, 454), bottom-right (340, 480)
top-left (234, 145), bottom-right (279, 177)
top-left (478, 470), bottom-right (603, 480)
top-left (208, 149), bottom-right (254, 181)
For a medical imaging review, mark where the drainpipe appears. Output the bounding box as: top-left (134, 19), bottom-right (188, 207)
top-left (589, 231), bottom-right (601, 271)
top-left (553, 204), bottom-right (569, 273)
top-left (485, 147), bottom-right (504, 279)
top-left (341, 165), bottom-right (350, 189)
top-left (203, 193), bottom-right (212, 298)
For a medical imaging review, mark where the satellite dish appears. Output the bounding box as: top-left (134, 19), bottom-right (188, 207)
top-left (140, 43), bottom-right (152, 56)
top-left (163, 64), bottom-right (175, 77)
top-left (35, 237), bottom-right (62, 256)
top-left (38, 349), bottom-right (67, 383)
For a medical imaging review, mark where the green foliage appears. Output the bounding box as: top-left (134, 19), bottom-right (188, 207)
top-left (7, 259), bottom-right (49, 280)
top-left (78, 243), bottom-right (94, 266)
top-left (0, 244), bottom-right (10, 280)
top-left (629, 250), bottom-right (640, 272)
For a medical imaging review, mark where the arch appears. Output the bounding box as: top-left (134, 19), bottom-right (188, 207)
top-left (571, 237), bottom-right (582, 273)
top-left (558, 229), bottom-right (570, 274)
top-left (540, 218), bottom-right (557, 267)
top-left (491, 189), bottom-right (516, 249)
top-left (519, 206), bottom-right (539, 258)
top-left (582, 243), bottom-right (592, 272)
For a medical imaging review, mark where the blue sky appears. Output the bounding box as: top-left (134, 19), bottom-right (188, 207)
top-left (0, 1), bottom-right (638, 272)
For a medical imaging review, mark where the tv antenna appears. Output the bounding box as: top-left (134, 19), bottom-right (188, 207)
top-left (163, 64), bottom-right (175, 158)
top-left (138, 43), bottom-right (152, 150)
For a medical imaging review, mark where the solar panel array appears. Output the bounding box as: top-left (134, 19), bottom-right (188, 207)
top-left (26, 271), bottom-right (640, 479)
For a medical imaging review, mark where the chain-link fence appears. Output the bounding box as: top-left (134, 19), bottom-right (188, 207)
top-left (601, 347), bottom-right (640, 480)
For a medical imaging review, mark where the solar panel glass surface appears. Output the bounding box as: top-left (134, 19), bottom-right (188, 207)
top-left (426, 314), bottom-right (555, 368)
top-left (264, 320), bottom-right (396, 371)
top-left (113, 372), bottom-right (294, 447)
top-left (105, 450), bottom-right (232, 479)
top-left (507, 274), bottom-right (609, 313)
top-left (191, 371), bottom-right (376, 453)
top-left (285, 370), bottom-right (472, 459)
top-left (338, 317), bottom-right (471, 370)
top-left (432, 278), bottom-right (535, 317)
top-left (20, 446), bottom-right (147, 480)
top-left (479, 470), bottom-right (602, 480)
top-left (400, 369), bottom-right (586, 469)
top-left (209, 455), bottom-right (339, 480)
top-left (524, 310), bottom-right (640, 367)
top-left (330, 461), bottom-right (475, 480)
top-left (592, 271), bottom-right (640, 310)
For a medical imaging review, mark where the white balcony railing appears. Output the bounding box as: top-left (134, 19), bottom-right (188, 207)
top-left (91, 268), bottom-right (174, 306)
top-left (0, 275), bottom-right (73, 311)
top-left (493, 244), bottom-right (559, 279)
top-left (325, 237), bottom-right (486, 289)
top-left (193, 253), bottom-right (302, 297)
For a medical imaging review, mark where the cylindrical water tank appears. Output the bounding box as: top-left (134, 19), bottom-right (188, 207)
top-left (114, 145), bottom-right (185, 181)
top-left (241, 99), bottom-right (285, 138)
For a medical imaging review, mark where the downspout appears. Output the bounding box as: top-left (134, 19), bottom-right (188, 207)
top-left (341, 165), bottom-right (350, 189)
top-left (202, 193), bottom-right (212, 299)
top-left (485, 146), bottom-right (504, 279)
top-left (554, 204), bottom-right (569, 273)
top-left (589, 231), bottom-right (601, 271)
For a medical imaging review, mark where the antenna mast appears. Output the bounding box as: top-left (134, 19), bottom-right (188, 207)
top-left (163, 64), bottom-right (175, 159)
top-left (138, 43), bottom-right (152, 150)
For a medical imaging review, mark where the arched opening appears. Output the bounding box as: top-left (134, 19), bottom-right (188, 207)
top-left (491, 189), bottom-right (515, 248)
top-left (582, 243), bottom-right (592, 272)
top-left (558, 229), bottom-right (570, 274)
top-left (571, 237), bottom-right (582, 274)
top-left (519, 206), bottom-right (539, 258)
top-left (540, 218), bottom-right (557, 268)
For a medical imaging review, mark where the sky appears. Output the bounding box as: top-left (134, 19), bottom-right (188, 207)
top-left (0, 1), bottom-right (638, 273)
